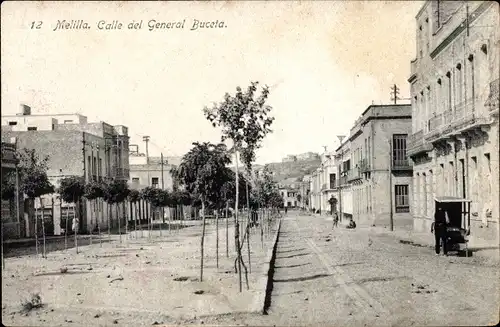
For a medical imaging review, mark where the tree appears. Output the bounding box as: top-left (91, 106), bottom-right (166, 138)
top-left (204, 81), bottom-right (275, 292)
top-left (2, 148), bottom-right (54, 257)
top-left (59, 176), bottom-right (85, 253)
top-left (127, 189), bottom-right (141, 238)
top-left (102, 179), bottom-right (130, 243)
top-left (176, 142), bottom-right (231, 282)
top-left (84, 180), bottom-right (105, 246)
top-left (140, 186), bottom-right (157, 240)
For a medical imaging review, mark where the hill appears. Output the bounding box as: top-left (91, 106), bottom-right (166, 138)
top-left (255, 158), bottom-right (321, 186)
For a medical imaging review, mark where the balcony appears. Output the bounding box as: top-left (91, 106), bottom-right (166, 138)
top-left (359, 159), bottom-right (370, 173)
top-left (321, 183), bottom-right (327, 191)
top-left (347, 167), bottom-right (362, 182)
top-left (424, 99), bottom-right (492, 144)
top-left (407, 130), bottom-right (433, 157)
top-left (1, 142), bottom-right (17, 170)
top-left (339, 175), bottom-right (348, 185)
top-left (392, 158), bottom-right (412, 171)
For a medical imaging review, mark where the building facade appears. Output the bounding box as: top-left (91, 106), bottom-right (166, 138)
top-left (1, 105), bottom-right (131, 236)
top-left (1, 139), bottom-right (23, 239)
top-left (407, 1), bottom-right (499, 244)
top-left (345, 104), bottom-right (413, 228)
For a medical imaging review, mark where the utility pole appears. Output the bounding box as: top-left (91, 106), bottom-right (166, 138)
top-left (143, 136), bottom-right (150, 186)
top-left (390, 84), bottom-right (400, 104)
top-left (390, 84), bottom-right (411, 104)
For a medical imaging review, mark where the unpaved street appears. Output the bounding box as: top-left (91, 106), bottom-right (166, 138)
top-left (203, 212), bottom-right (499, 326)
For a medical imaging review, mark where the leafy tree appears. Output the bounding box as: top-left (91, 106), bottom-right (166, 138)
top-left (127, 189), bottom-right (141, 237)
top-left (204, 81), bottom-right (274, 292)
top-left (103, 179), bottom-right (130, 243)
top-left (84, 180), bottom-right (105, 246)
top-left (59, 176), bottom-right (85, 253)
top-left (176, 142), bottom-right (231, 282)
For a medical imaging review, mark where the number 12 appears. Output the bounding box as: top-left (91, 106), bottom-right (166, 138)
top-left (31, 21), bottom-right (42, 29)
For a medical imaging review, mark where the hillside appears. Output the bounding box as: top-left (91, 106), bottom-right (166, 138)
top-left (255, 158), bottom-right (321, 186)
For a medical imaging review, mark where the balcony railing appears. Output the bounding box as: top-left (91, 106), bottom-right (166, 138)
top-left (424, 98), bottom-right (491, 143)
top-left (321, 183), bottom-right (327, 191)
top-left (347, 167), bottom-right (361, 181)
top-left (407, 130), bottom-right (432, 157)
top-left (1, 143), bottom-right (17, 168)
top-left (392, 158), bottom-right (412, 170)
top-left (340, 175), bottom-right (348, 185)
top-left (429, 113), bottom-right (443, 131)
top-left (359, 159), bottom-right (370, 172)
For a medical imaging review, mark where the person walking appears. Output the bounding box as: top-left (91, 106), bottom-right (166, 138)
top-left (432, 206), bottom-right (449, 256)
top-left (333, 212), bottom-right (339, 228)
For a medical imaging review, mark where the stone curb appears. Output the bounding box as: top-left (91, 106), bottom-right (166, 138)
top-left (250, 218), bottom-right (282, 315)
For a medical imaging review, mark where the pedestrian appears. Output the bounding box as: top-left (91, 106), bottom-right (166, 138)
top-left (333, 212), bottom-right (339, 228)
top-left (432, 205), bottom-right (449, 256)
top-left (284, 207), bottom-right (288, 215)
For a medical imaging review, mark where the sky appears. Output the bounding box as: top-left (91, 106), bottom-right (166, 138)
top-left (1, 0), bottom-right (423, 165)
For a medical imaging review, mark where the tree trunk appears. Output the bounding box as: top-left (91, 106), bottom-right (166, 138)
top-left (98, 199), bottom-right (102, 247)
top-left (35, 204), bottom-right (39, 256)
top-left (245, 182), bottom-right (251, 273)
top-left (216, 209), bottom-right (219, 269)
top-left (259, 205), bottom-right (264, 249)
top-left (200, 200), bottom-right (207, 281)
top-left (234, 150), bottom-right (242, 292)
top-left (117, 203), bottom-right (121, 243)
top-left (40, 198), bottom-right (46, 258)
top-left (134, 202), bottom-right (138, 238)
top-left (64, 202), bottom-right (69, 250)
top-left (225, 202), bottom-right (229, 258)
top-left (126, 201), bottom-right (129, 239)
top-left (90, 199), bottom-right (93, 246)
top-left (107, 203), bottom-right (111, 241)
top-left (74, 200), bottom-right (78, 254)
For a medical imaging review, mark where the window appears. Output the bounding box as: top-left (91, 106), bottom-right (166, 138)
top-left (329, 173), bottom-right (336, 189)
top-left (27, 127), bottom-right (37, 131)
top-left (64, 120), bottom-right (73, 124)
top-left (456, 63), bottom-right (463, 105)
top-left (468, 55), bottom-right (475, 101)
top-left (132, 177), bottom-right (139, 184)
top-left (152, 177), bottom-right (159, 188)
top-left (392, 134), bottom-right (408, 168)
top-left (8, 121), bottom-right (17, 126)
top-left (395, 185), bottom-right (410, 213)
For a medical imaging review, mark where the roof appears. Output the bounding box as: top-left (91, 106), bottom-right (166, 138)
top-left (434, 196), bottom-right (472, 203)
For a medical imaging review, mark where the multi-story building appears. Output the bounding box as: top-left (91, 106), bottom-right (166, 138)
top-left (333, 140), bottom-right (352, 221)
top-left (309, 104), bottom-right (413, 228)
top-left (407, 1), bottom-right (499, 244)
top-left (309, 148), bottom-right (338, 213)
top-left (1, 139), bottom-right (23, 239)
top-left (1, 104), bottom-right (130, 236)
top-left (345, 104), bottom-right (413, 228)
top-left (279, 188), bottom-right (299, 208)
top-left (129, 153), bottom-right (178, 190)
